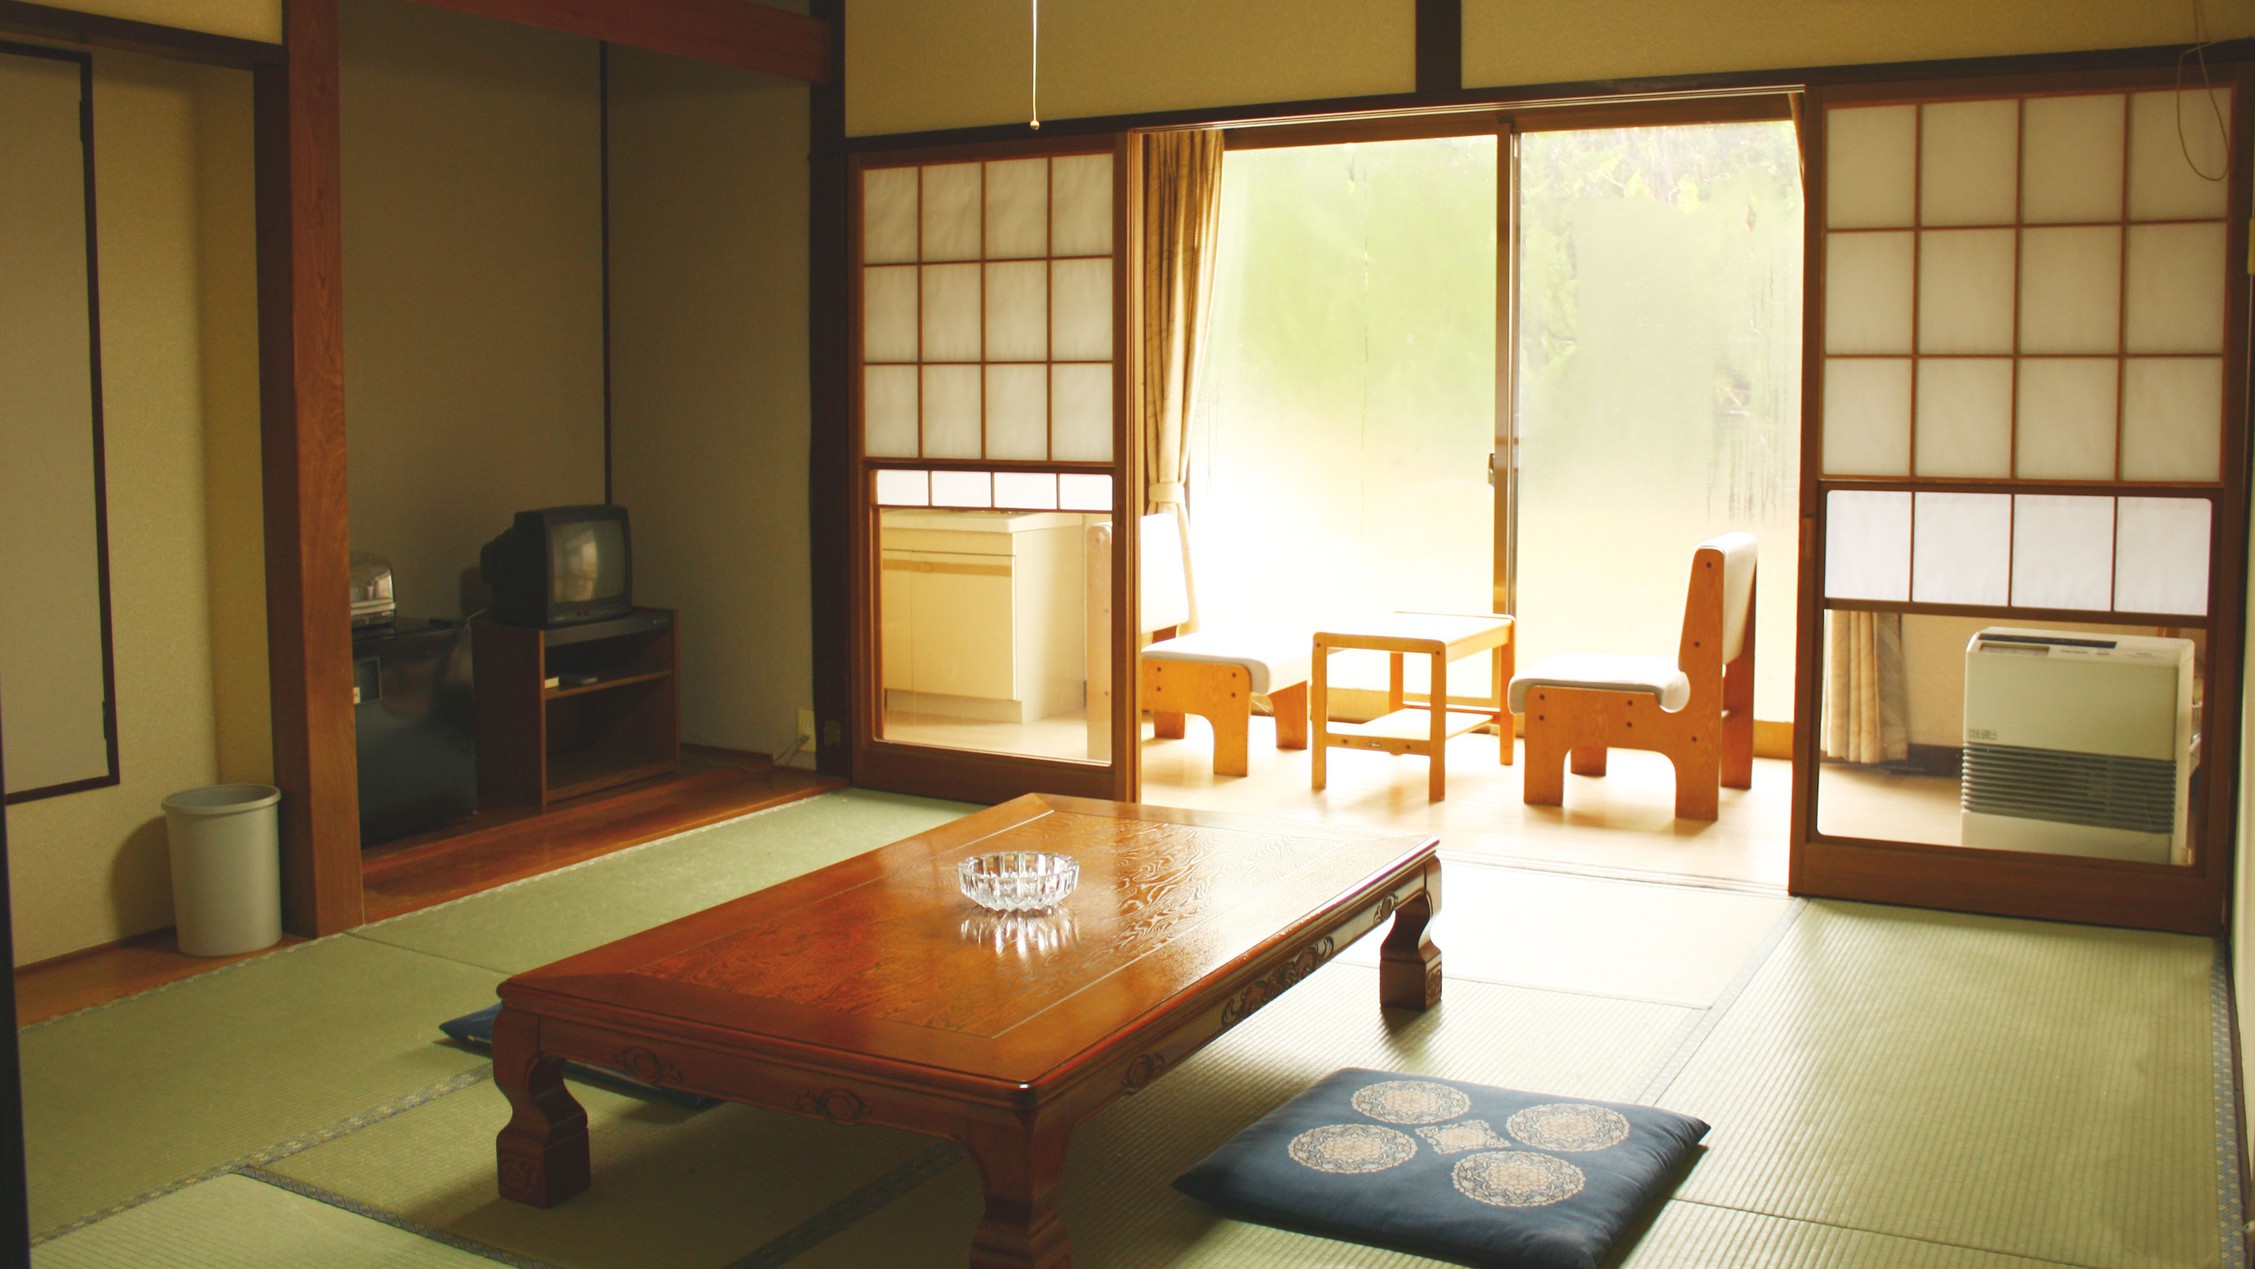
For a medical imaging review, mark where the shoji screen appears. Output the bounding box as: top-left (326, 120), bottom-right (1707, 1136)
top-left (860, 150), bottom-right (1117, 484)
top-left (850, 143), bottom-right (1128, 797)
top-left (1798, 68), bottom-right (2251, 935)
top-left (1819, 87), bottom-right (2232, 617)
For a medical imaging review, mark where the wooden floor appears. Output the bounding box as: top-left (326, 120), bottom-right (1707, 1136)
top-left (15, 753), bottom-right (836, 1026)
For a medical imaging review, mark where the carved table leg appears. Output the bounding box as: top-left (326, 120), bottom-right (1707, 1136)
top-left (962, 1116), bottom-right (1075, 1268)
top-left (493, 1007), bottom-right (590, 1207)
top-left (1379, 865), bottom-right (1444, 1010)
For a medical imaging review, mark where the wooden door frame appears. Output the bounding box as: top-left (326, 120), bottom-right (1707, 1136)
top-left (1788, 62), bottom-right (2255, 935)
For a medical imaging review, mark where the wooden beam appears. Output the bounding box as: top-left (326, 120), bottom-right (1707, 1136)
top-left (254, 0), bottom-right (362, 936)
top-left (807, 0), bottom-right (849, 777)
top-left (1414, 0), bottom-right (1460, 97)
top-left (401, 0), bottom-right (827, 82)
top-left (0, 0), bottom-right (282, 68)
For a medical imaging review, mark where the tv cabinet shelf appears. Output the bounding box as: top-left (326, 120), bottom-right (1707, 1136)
top-left (476, 608), bottom-right (680, 809)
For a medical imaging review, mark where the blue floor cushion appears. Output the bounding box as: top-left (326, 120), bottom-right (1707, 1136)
top-left (439, 1004), bottom-right (721, 1110)
top-left (1174, 1068), bottom-right (1707, 1268)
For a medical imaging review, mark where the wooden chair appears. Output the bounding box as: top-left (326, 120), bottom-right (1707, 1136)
top-left (1138, 512), bottom-right (1310, 777)
top-left (1508, 533), bottom-right (1757, 820)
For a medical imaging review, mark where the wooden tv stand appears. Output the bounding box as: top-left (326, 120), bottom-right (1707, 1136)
top-left (474, 608), bottom-right (680, 808)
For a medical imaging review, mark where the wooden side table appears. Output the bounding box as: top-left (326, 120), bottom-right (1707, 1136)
top-left (1311, 612), bottom-right (1515, 800)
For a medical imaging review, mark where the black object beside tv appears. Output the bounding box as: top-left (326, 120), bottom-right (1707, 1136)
top-left (481, 505), bottom-right (633, 627)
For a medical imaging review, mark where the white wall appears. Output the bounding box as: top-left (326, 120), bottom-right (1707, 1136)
top-left (606, 48), bottom-right (814, 759)
top-left (340, 0), bottom-right (606, 620)
top-left (4, 52), bottom-right (263, 966)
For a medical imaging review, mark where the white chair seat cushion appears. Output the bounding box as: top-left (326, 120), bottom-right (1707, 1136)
top-left (1143, 630), bottom-right (1311, 698)
top-left (1509, 654), bottom-right (1691, 713)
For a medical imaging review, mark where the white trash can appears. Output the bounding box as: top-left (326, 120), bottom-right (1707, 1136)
top-left (162, 783), bottom-right (283, 957)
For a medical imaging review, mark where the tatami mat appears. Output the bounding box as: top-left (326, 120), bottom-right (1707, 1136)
top-left (1620, 1200), bottom-right (2090, 1268)
top-left (1336, 858), bottom-right (1792, 1007)
top-left (31, 1172), bottom-right (497, 1268)
top-left (794, 961), bottom-right (1695, 1267)
top-left (22, 936), bottom-right (503, 1235)
top-left (1656, 900), bottom-right (2218, 1269)
top-left (265, 1072), bottom-right (944, 1269)
top-left (356, 790), bottom-right (972, 975)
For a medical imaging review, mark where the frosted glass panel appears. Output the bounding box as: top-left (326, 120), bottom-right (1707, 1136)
top-left (920, 365), bottom-right (982, 458)
top-left (1050, 362), bottom-right (1113, 462)
top-left (1911, 492), bottom-right (2011, 606)
top-left (1051, 154), bottom-right (1113, 256)
top-left (2124, 223), bottom-right (2225, 354)
top-left (862, 166), bottom-right (920, 264)
top-left (1825, 232), bottom-right (1914, 354)
top-left (2017, 227), bottom-right (2120, 354)
top-left (1913, 358), bottom-right (2011, 477)
top-left (984, 364), bottom-right (1048, 460)
top-left (1058, 472), bottom-right (1113, 512)
top-left (2114, 497), bottom-right (2209, 615)
top-left (2128, 89), bottom-right (2231, 221)
top-left (1824, 490), bottom-right (1911, 601)
top-left (1917, 229), bottom-right (2014, 353)
top-left (919, 163), bottom-right (982, 261)
top-left (984, 261), bottom-right (1048, 361)
top-left (2014, 358), bottom-right (2118, 481)
top-left (930, 469), bottom-right (993, 507)
top-left (984, 158), bottom-right (1049, 259)
top-left (1826, 105), bottom-right (1917, 228)
top-left (993, 470), bottom-right (1059, 510)
top-left (919, 263), bottom-right (982, 362)
top-left (873, 468), bottom-right (929, 506)
top-left (2121, 357), bottom-right (2223, 482)
top-left (863, 365), bottom-right (920, 457)
top-left (2021, 93), bottom-right (2124, 223)
top-left (2010, 495), bottom-right (2113, 610)
top-left (861, 266), bottom-right (920, 362)
top-left (1821, 358), bottom-right (1911, 476)
top-left (1920, 99), bottom-right (2019, 226)
top-left (1050, 258), bottom-right (1113, 361)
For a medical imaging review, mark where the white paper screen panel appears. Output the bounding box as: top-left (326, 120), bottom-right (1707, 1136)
top-left (931, 469), bottom-right (994, 507)
top-left (1824, 232), bottom-right (1914, 354)
top-left (2021, 94), bottom-right (2125, 223)
top-left (2124, 222), bottom-right (2226, 354)
top-left (1051, 363), bottom-right (1114, 462)
top-left (994, 470), bottom-right (1059, 509)
top-left (2128, 89), bottom-right (2230, 220)
top-left (985, 365), bottom-right (1048, 460)
top-left (1051, 155), bottom-right (1114, 256)
top-left (920, 163), bottom-right (982, 261)
top-left (2017, 226), bottom-right (2119, 354)
top-left (1910, 492), bottom-right (2011, 605)
top-left (1822, 359), bottom-right (1913, 476)
top-left (1825, 490), bottom-right (1912, 601)
top-left (2009, 495), bottom-right (2114, 610)
top-left (1919, 99), bottom-right (2018, 226)
top-left (862, 266), bottom-right (919, 363)
top-left (2121, 358), bottom-right (2223, 481)
top-left (921, 365), bottom-right (983, 458)
top-left (1826, 104), bottom-right (1916, 229)
top-left (2014, 358), bottom-right (2118, 481)
top-left (863, 167), bottom-right (920, 263)
top-left (1917, 229), bottom-right (2014, 353)
top-left (2113, 496), bottom-right (2209, 615)
top-left (985, 261), bottom-right (1048, 361)
top-left (920, 264), bottom-right (982, 362)
top-left (874, 468), bottom-right (930, 506)
top-left (864, 366), bottom-right (919, 457)
top-left (1914, 358), bottom-right (2011, 477)
top-left (985, 158), bottom-right (1049, 258)
top-left (872, 469), bottom-right (1111, 514)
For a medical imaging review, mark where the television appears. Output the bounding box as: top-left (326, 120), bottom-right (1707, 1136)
top-left (481, 505), bottom-right (633, 627)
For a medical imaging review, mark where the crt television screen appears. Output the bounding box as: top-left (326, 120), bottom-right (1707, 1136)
top-left (550, 518), bottom-right (626, 605)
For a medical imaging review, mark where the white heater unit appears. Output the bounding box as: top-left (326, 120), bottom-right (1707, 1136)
top-left (1959, 628), bottom-right (2195, 865)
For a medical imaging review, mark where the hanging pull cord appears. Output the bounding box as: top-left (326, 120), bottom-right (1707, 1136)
top-left (1030, 0), bottom-right (1042, 130)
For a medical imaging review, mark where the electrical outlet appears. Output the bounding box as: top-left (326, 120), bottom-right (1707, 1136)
top-left (797, 708), bottom-right (817, 754)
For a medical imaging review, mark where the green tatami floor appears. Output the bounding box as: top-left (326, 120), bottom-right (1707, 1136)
top-left (22, 791), bottom-right (2242, 1267)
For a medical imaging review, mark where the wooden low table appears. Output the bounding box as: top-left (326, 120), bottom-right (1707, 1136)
top-left (492, 793), bottom-right (1442, 1267)
top-left (1312, 611), bottom-right (1516, 800)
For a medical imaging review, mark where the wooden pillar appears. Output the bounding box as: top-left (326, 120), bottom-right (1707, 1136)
top-left (253, 0), bottom-right (362, 936)
top-left (807, 0), bottom-right (850, 779)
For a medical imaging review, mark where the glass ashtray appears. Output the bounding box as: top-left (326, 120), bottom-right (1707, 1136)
top-left (958, 851), bottom-right (1080, 912)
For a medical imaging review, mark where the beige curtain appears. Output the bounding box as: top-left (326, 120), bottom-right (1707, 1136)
top-left (1139, 130), bottom-right (1226, 624)
top-left (1824, 610), bottom-right (1909, 765)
